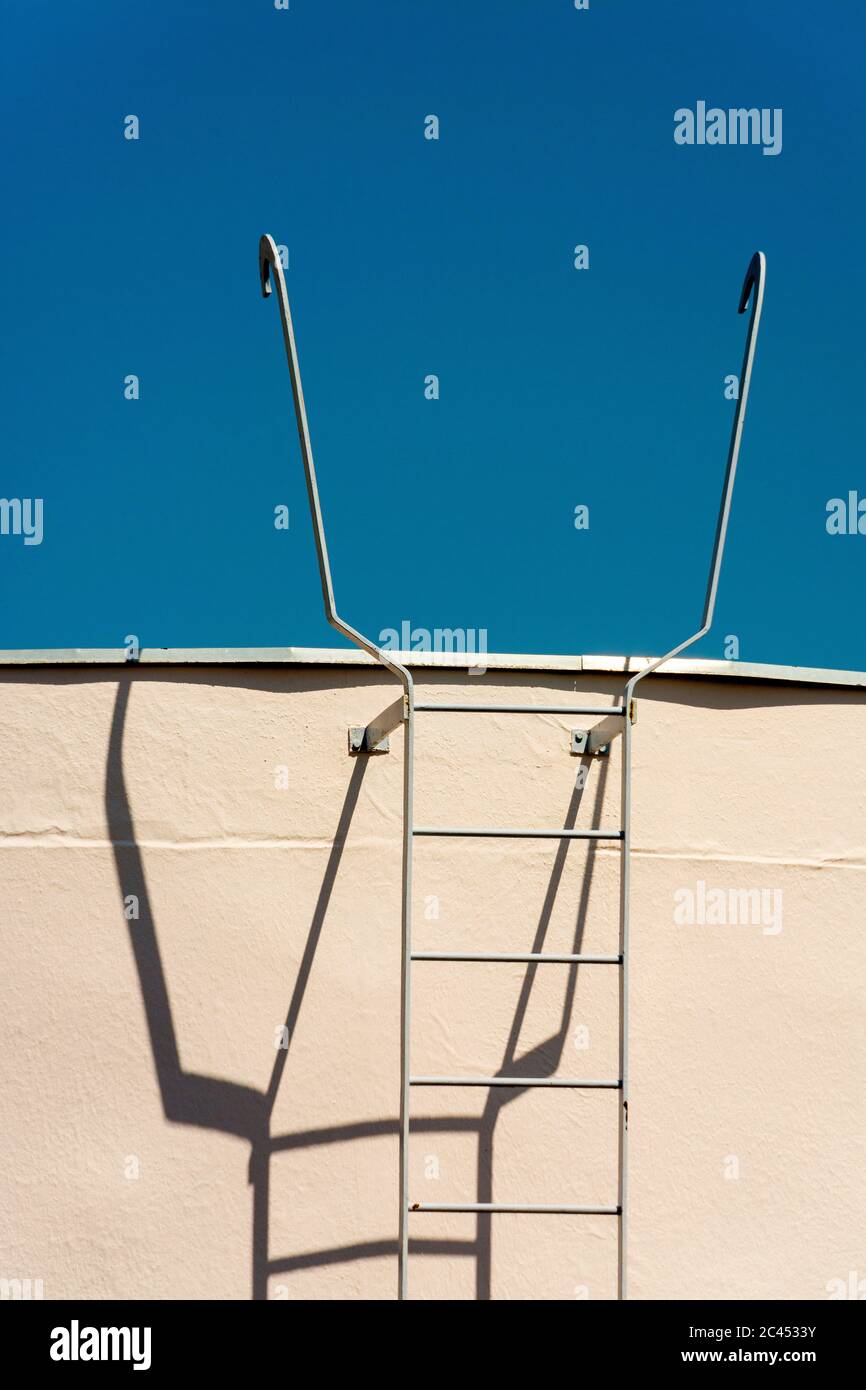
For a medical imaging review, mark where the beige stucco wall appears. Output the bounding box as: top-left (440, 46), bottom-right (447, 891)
top-left (1, 659), bottom-right (863, 1301)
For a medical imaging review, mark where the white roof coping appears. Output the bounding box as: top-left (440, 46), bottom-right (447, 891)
top-left (0, 647), bottom-right (864, 690)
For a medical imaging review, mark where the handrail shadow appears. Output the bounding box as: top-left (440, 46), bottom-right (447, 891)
top-left (106, 675), bottom-right (612, 1299)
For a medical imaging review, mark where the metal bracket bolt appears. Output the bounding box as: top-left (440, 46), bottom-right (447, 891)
top-left (571, 729), bottom-right (610, 757)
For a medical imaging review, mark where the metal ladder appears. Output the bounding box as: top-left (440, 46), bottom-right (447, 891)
top-left (259, 238), bottom-right (766, 1300)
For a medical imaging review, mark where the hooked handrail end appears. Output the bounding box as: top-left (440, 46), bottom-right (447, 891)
top-left (738, 250), bottom-right (765, 314)
top-left (259, 233), bottom-right (277, 299)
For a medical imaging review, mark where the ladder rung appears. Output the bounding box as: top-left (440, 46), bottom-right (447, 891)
top-left (410, 1076), bottom-right (621, 1088)
top-left (411, 951), bottom-right (622, 964)
top-left (409, 1203), bottom-right (621, 1215)
top-left (414, 703), bottom-right (625, 715)
top-left (412, 827), bottom-right (623, 840)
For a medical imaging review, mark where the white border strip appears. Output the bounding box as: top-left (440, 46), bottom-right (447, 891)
top-left (0, 647), bottom-right (864, 689)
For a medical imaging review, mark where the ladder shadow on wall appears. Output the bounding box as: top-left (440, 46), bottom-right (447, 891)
top-left (105, 675), bottom-right (608, 1300)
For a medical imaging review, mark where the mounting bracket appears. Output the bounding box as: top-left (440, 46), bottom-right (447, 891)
top-left (348, 725), bottom-right (390, 755)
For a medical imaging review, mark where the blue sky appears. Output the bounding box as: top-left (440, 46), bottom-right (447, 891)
top-left (2, 0), bottom-right (864, 667)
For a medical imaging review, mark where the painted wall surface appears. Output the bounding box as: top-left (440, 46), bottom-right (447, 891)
top-left (0, 664), bottom-right (863, 1302)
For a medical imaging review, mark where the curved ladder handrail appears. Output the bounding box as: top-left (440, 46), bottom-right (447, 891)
top-left (259, 233), bottom-right (415, 1301)
top-left (624, 251), bottom-right (766, 710)
top-left (617, 252), bottom-right (765, 1302)
top-left (258, 234), bottom-right (414, 693)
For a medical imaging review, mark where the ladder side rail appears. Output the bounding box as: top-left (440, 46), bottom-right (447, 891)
top-left (259, 235), bottom-right (415, 1302)
top-left (616, 252), bottom-right (766, 1302)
